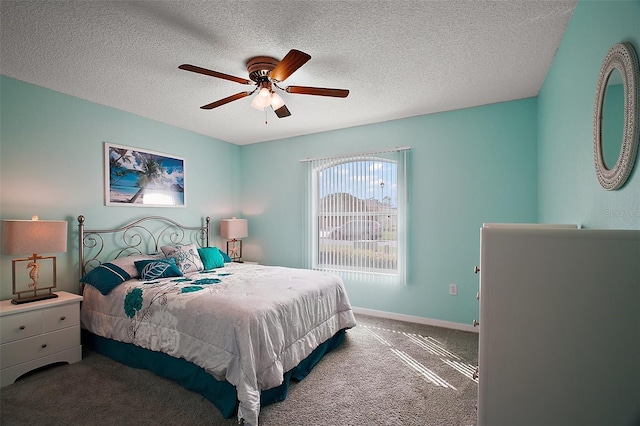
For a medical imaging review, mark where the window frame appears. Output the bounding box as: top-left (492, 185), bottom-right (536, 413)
top-left (303, 148), bottom-right (409, 285)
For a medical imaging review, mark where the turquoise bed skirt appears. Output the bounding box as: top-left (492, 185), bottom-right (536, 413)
top-left (84, 329), bottom-right (347, 418)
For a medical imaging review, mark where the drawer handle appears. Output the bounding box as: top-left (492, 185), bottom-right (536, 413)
top-left (41, 343), bottom-right (47, 349)
top-left (473, 319), bottom-right (479, 327)
top-left (474, 266), bottom-right (480, 274)
top-left (19, 325), bottom-right (26, 330)
top-left (60, 316), bottom-right (66, 321)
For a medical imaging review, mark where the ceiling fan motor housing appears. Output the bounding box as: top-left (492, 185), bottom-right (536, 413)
top-left (247, 56), bottom-right (279, 82)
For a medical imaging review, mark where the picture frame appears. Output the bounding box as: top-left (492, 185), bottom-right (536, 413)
top-left (105, 142), bottom-right (186, 207)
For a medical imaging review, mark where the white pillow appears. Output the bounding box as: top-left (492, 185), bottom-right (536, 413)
top-left (161, 243), bottom-right (204, 273)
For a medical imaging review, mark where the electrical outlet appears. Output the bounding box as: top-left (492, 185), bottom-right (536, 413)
top-left (449, 283), bottom-right (457, 296)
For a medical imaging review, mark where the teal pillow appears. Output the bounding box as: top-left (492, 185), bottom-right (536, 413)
top-left (198, 247), bottom-right (225, 270)
top-left (218, 248), bottom-right (232, 263)
top-left (134, 258), bottom-right (183, 280)
top-left (81, 263), bottom-right (131, 295)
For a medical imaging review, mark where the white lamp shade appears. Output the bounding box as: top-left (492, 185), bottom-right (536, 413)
top-left (251, 88), bottom-right (272, 110)
top-left (271, 92), bottom-right (285, 110)
top-left (2, 219), bottom-right (68, 255)
top-left (250, 94), bottom-right (264, 110)
top-left (220, 218), bottom-right (248, 239)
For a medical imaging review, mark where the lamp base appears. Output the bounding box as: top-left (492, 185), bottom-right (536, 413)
top-left (11, 292), bottom-right (59, 305)
top-left (226, 239), bottom-right (243, 262)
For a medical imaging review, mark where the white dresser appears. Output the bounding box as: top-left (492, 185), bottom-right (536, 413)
top-left (0, 291), bottom-right (83, 387)
top-left (476, 226), bottom-right (640, 426)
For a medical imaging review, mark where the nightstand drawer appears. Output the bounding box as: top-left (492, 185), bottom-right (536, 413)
top-left (0, 310), bottom-right (42, 344)
top-left (42, 303), bottom-right (80, 332)
top-left (0, 326), bottom-right (80, 369)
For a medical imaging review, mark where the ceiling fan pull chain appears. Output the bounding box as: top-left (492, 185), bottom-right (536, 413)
top-left (264, 109), bottom-right (268, 125)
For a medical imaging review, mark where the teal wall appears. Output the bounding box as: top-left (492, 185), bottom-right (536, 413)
top-left (538, 0), bottom-right (640, 229)
top-left (239, 99), bottom-right (538, 325)
top-left (0, 75), bottom-right (537, 326)
top-left (0, 76), bottom-right (240, 299)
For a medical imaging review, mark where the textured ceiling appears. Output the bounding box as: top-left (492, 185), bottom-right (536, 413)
top-left (0, 1), bottom-right (577, 145)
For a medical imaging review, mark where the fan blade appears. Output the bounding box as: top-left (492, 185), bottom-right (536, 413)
top-left (201, 91), bottom-right (252, 110)
top-left (286, 86), bottom-right (349, 98)
top-left (179, 64), bottom-right (252, 85)
top-left (273, 104), bottom-right (291, 118)
top-left (270, 50), bottom-right (311, 82)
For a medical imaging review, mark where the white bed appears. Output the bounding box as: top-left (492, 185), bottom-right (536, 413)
top-left (78, 215), bottom-right (356, 425)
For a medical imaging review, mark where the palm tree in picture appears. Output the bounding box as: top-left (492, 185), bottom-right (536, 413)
top-left (128, 153), bottom-right (163, 203)
top-left (109, 148), bottom-right (135, 187)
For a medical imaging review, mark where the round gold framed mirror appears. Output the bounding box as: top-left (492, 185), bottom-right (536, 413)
top-left (593, 42), bottom-right (639, 190)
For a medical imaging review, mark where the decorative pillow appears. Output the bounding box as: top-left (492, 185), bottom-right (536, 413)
top-left (109, 254), bottom-right (161, 278)
top-left (80, 263), bottom-right (131, 295)
top-left (197, 246), bottom-right (225, 270)
top-left (161, 244), bottom-right (204, 273)
top-left (218, 248), bottom-right (232, 263)
top-left (134, 258), bottom-right (183, 280)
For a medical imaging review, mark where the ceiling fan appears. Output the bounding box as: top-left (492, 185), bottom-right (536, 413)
top-left (179, 49), bottom-right (349, 119)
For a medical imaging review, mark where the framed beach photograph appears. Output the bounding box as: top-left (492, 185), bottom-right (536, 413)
top-left (105, 142), bottom-right (186, 207)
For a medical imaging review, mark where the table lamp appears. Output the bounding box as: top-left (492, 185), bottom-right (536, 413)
top-left (220, 217), bottom-right (248, 262)
top-left (2, 216), bottom-right (68, 304)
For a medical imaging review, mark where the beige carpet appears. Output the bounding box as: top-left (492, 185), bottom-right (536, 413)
top-left (1, 314), bottom-right (478, 425)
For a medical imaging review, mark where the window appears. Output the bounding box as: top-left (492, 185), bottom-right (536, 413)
top-left (303, 148), bottom-right (409, 285)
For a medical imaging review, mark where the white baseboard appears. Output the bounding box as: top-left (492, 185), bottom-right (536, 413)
top-left (351, 306), bottom-right (478, 333)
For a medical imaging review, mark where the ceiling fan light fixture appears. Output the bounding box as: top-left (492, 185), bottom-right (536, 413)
top-left (250, 96), bottom-right (262, 110)
top-left (270, 91), bottom-right (285, 110)
top-left (251, 87), bottom-right (272, 110)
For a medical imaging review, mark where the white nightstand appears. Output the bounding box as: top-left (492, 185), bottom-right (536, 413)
top-left (0, 291), bottom-right (83, 387)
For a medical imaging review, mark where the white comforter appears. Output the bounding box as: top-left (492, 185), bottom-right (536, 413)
top-left (81, 262), bottom-right (356, 425)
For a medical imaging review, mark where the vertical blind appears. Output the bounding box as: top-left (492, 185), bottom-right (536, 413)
top-left (302, 147), bottom-right (409, 285)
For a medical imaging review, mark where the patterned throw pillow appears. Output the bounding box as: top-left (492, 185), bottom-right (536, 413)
top-left (161, 244), bottom-right (204, 273)
top-left (109, 254), bottom-right (162, 278)
top-left (134, 258), bottom-right (183, 280)
top-left (80, 263), bottom-right (131, 295)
